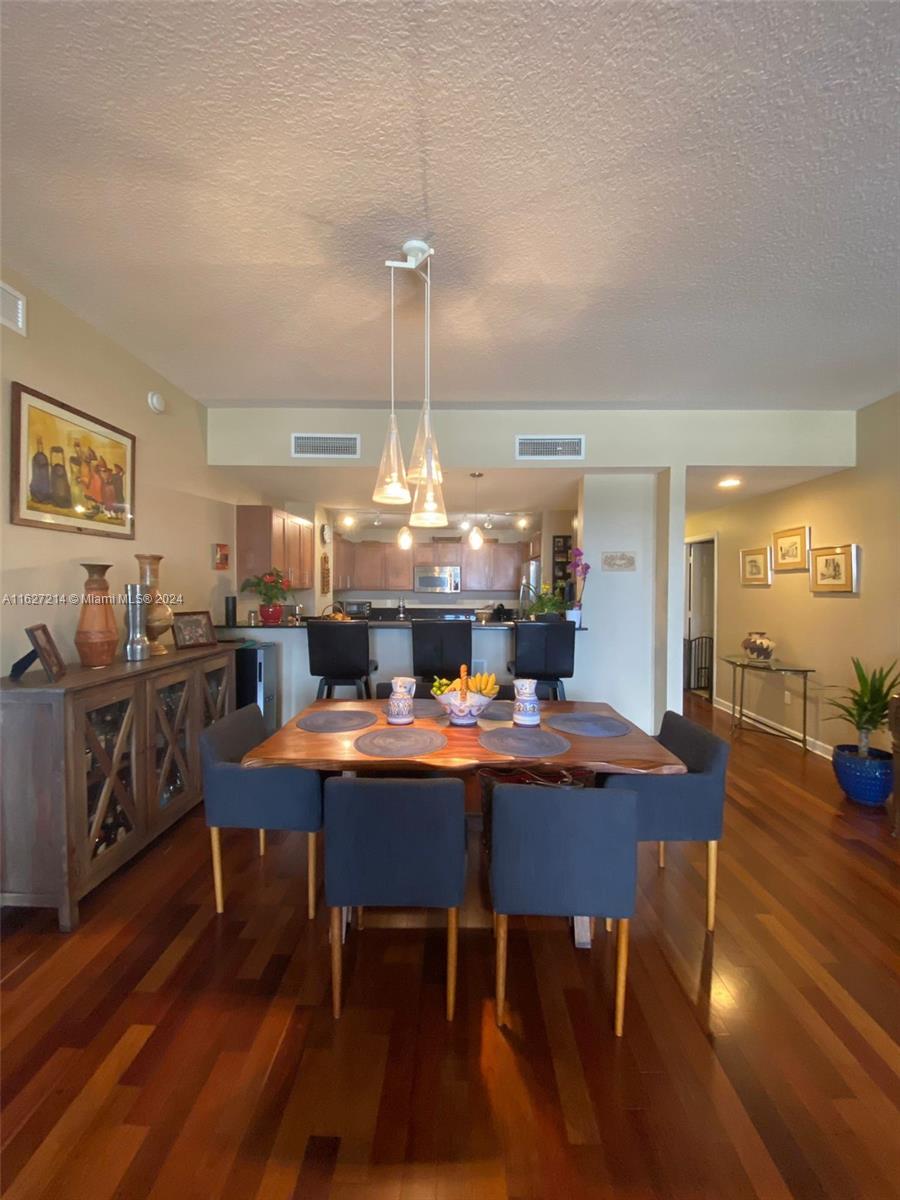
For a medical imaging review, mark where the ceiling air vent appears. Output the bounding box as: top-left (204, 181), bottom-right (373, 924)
top-left (515, 435), bottom-right (585, 461)
top-left (1, 281), bottom-right (27, 335)
top-left (291, 433), bottom-right (360, 459)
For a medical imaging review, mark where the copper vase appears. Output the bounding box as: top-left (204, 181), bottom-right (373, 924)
top-left (74, 564), bottom-right (119, 668)
top-left (136, 553), bottom-right (173, 654)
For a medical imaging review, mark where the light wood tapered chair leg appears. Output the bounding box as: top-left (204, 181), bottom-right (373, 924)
top-left (356, 906), bottom-right (365, 930)
top-left (447, 907), bottom-right (459, 1021)
top-left (614, 917), bottom-right (630, 1036)
top-left (495, 914), bottom-right (508, 1026)
top-left (589, 917), bottom-right (596, 938)
top-left (210, 827), bottom-right (224, 914)
top-left (258, 829), bottom-right (266, 856)
top-left (492, 911), bottom-right (497, 937)
top-left (605, 917), bottom-right (613, 933)
top-left (330, 907), bottom-right (342, 1018)
top-left (706, 840), bottom-right (719, 932)
top-left (658, 841), bottom-right (665, 868)
top-left (307, 831), bottom-right (318, 920)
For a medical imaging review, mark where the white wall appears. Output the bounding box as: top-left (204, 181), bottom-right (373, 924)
top-left (0, 270), bottom-right (268, 666)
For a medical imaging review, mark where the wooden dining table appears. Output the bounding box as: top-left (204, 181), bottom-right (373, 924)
top-left (243, 698), bottom-right (686, 948)
top-left (242, 699), bottom-right (687, 776)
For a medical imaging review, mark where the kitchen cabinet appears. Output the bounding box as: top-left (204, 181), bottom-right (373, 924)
top-left (236, 506), bottom-right (313, 591)
top-left (432, 541), bottom-right (463, 566)
top-left (333, 537), bottom-right (354, 591)
top-left (384, 544), bottom-right (414, 590)
top-left (351, 541), bottom-right (386, 591)
top-left (462, 542), bottom-right (492, 591)
top-left (492, 542), bottom-right (524, 591)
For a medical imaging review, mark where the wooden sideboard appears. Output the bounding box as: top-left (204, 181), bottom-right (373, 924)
top-left (1, 645), bottom-right (235, 931)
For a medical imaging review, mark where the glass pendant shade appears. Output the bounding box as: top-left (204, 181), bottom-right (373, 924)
top-left (372, 412), bottom-right (410, 504)
top-left (407, 400), bottom-right (443, 485)
top-left (409, 446), bottom-right (447, 527)
top-left (397, 525), bottom-right (413, 550)
top-left (468, 524), bottom-right (484, 550)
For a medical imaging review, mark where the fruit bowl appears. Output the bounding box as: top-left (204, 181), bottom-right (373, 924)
top-left (432, 689), bottom-right (494, 726)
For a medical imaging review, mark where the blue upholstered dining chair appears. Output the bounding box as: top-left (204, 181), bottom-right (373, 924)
top-left (604, 710), bottom-right (729, 931)
top-left (324, 776), bottom-right (466, 1020)
top-left (490, 784), bottom-right (638, 1036)
top-left (199, 704), bottom-right (323, 919)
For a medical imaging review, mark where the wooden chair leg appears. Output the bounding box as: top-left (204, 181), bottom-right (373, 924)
top-left (589, 917), bottom-right (596, 938)
top-left (356, 906), bottom-right (365, 930)
top-left (258, 829), bottom-right (266, 856)
top-left (605, 917), bottom-right (613, 933)
top-left (330, 907), bottom-right (342, 1018)
top-left (307, 832), bottom-right (318, 920)
top-left (210, 827), bottom-right (224, 914)
top-left (706, 840), bottom-right (719, 932)
top-left (492, 911), bottom-right (497, 938)
top-left (658, 841), bottom-right (665, 868)
top-left (447, 907), bottom-right (459, 1021)
top-left (495, 914), bottom-right (508, 1026)
top-left (614, 917), bottom-right (630, 1037)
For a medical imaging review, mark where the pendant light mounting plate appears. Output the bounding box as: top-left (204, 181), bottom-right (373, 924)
top-left (386, 239), bottom-right (434, 270)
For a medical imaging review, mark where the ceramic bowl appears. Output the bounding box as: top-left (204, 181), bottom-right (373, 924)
top-left (432, 689), bottom-right (494, 726)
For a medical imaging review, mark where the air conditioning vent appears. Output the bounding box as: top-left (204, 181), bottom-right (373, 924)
top-left (515, 435), bottom-right (585, 460)
top-left (1, 281), bottom-right (26, 335)
top-left (291, 433), bottom-right (360, 459)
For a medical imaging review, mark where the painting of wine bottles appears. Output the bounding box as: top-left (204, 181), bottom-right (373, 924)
top-left (10, 381), bottom-right (135, 539)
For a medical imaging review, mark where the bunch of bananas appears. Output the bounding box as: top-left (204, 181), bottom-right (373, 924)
top-left (467, 671), bottom-right (500, 698)
top-left (432, 667), bottom-right (499, 698)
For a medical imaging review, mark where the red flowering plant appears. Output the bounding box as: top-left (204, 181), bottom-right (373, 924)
top-left (569, 547), bottom-right (591, 606)
top-left (240, 568), bottom-right (292, 604)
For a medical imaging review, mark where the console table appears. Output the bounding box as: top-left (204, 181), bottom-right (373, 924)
top-left (722, 655), bottom-right (815, 751)
top-left (1, 645), bottom-right (235, 930)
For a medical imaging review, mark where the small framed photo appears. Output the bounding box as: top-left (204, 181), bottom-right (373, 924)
top-left (810, 544), bottom-right (859, 594)
top-left (172, 611), bottom-right (218, 649)
top-left (600, 551), bottom-right (636, 572)
top-left (740, 546), bottom-right (771, 586)
top-left (26, 624), bottom-right (67, 681)
top-left (213, 543), bottom-right (230, 571)
top-left (772, 526), bottom-right (810, 572)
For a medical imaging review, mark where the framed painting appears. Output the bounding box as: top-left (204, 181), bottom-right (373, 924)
top-left (740, 546), bottom-right (771, 586)
top-left (172, 611), bottom-right (218, 649)
top-left (810, 544), bottom-right (859, 594)
top-left (772, 525), bottom-right (810, 572)
top-left (10, 382), bottom-right (135, 539)
top-left (25, 624), bottom-right (67, 682)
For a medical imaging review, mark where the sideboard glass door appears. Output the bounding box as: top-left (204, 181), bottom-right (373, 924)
top-left (199, 654), bottom-right (232, 728)
top-left (147, 664), bottom-right (198, 825)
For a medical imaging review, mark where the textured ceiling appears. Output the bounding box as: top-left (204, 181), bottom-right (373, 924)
top-left (2, 1), bottom-right (898, 410)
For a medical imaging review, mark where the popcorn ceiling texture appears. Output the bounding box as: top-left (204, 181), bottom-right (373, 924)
top-left (2, 1), bottom-right (897, 410)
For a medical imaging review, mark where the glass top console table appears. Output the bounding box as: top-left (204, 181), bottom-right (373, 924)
top-left (721, 656), bottom-right (816, 751)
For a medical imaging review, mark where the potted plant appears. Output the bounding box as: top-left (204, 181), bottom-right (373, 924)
top-left (567, 547), bottom-right (591, 627)
top-left (525, 582), bottom-right (567, 622)
top-left (241, 568), bottom-right (293, 626)
top-left (827, 658), bottom-right (900, 807)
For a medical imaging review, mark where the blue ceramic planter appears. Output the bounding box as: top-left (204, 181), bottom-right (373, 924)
top-left (831, 745), bottom-right (893, 807)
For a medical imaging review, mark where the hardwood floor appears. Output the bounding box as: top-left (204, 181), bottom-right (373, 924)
top-left (2, 696), bottom-right (899, 1199)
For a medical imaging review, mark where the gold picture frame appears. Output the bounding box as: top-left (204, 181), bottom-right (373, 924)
top-left (740, 546), bottom-right (771, 586)
top-left (772, 525), bottom-right (810, 572)
top-left (810, 544), bottom-right (859, 594)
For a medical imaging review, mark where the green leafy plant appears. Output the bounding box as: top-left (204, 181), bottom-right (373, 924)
top-left (525, 582), bottom-right (566, 617)
top-left (240, 568), bottom-right (292, 605)
top-left (826, 658), bottom-right (900, 756)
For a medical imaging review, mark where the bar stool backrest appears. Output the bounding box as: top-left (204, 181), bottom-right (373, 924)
top-left (512, 620), bottom-right (576, 681)
top-left (307, 619), bottom-right (371, 679)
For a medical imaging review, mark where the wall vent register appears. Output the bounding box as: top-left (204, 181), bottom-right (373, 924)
top-left (291, 433), bottom-right (360, 459)
top-left (515, 435), bottom-right (585, 460)
top-left (1, 281), bottom-right (27, 335)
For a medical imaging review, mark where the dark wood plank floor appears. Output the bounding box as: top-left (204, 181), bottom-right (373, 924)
top-left (3, 696), bottom-right (899, 1199)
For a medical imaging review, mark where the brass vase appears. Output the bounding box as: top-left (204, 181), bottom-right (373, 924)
top-left (136, 553), bottom-right (173, 654)
top-left (74, 564), bottom-right (119, 668)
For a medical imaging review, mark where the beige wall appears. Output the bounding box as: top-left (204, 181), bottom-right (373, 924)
top-left (0, 269), bottom-right (267, 666)
top-left (686, 393), bottom-right (900, 753)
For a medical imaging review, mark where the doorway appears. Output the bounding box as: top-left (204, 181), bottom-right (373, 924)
top-left (684, 537), bottom-right (716, 701)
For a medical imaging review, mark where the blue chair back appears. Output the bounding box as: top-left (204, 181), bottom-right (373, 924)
top-left (658, 711), bottom-right (729, 783)
top-left (199, 704), bottom-right (322, 832)
top-left (324, 777), bottom-right (466, 908)
top-left (490, 784), bottom-right (637, 918)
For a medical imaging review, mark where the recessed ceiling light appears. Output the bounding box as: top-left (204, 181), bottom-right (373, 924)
top-left (717, 477), bottom-right (742, 489)
top-left (516, 517), bottom-right (529, 530)
top-left (341, 514), bottom-right (356, 527)
top-left (372, 515), bottom-right (382, 527)
top-left (459, 519), bottom-right (471, 531)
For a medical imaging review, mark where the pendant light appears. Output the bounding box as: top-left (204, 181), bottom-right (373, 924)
top-left (397, 525), bottom-right (413, 550)
top-left (406, 256), bottom-right (444, 488)
top-left (410, 440), bottom-right (448, 527)
top-left (372, 267), bottom-right (411, 504)
top-left (467, 472), bottom-right (484, 549)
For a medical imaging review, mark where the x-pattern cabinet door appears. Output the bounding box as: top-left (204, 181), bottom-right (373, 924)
top-left (146, 663), bottom-right (198, 828)
top-left (71, 679), bottom-right (146, 889)
top-left (198, 653), bottom-right (234, 731)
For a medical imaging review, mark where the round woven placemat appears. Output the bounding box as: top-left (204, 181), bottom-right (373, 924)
top-left (545, 713), bottom-right (630, 738)
top-left (478, 727), bottom-right (571, 758)
top-left (354, 727), bottom-right (448, 758)
top-left (296, 709), bottom-right (378, 733)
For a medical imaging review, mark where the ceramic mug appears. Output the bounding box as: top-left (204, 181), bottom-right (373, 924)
top-left (391, 676), bottom-right (417, 697)
top-left (387, 693), bottom-right (414, 725)
top-left (513, 678), bottom-right (541, 727)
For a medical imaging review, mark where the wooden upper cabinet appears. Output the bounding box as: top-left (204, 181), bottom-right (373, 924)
top-left (237, 507), bottom-right (315, 592)
top-left (431, 541), bottom-right (463, 566)
top-left (298, 522), bottom-right (313, 590)
top-left (350, 541), bottom-right (386, 591)
top-left (413, 543), bottom-right (434, 567)
top-left (492, 542), bottom-right (523, 592)
top-left (461, 543), bottom-right (492, 591)
top-left (384, 544), bottom-right (413, 591)
top-left (333, 537), bottom-right (354, 591)
top-left (284, 518), bottom-right (300, 587)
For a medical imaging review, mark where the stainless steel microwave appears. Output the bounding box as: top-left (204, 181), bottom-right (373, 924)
top-left (414, 564), bottom-right (461, 593)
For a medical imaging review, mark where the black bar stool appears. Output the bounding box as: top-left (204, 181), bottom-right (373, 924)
top-left (307, 619), bottom-right (378, 699)
top-left (411, 620), bottom-right (473, 683)
top-left (507, 620), bottom-right (576, 700)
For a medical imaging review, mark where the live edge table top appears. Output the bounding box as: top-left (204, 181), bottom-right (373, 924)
top-left (242, 700), bottom-right (687, 776)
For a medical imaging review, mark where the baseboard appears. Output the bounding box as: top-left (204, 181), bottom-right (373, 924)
top-left (712, 696), bottom-right (832, 760)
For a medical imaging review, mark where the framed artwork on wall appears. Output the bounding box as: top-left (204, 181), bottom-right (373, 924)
top-left (172, 611), bottom-right (218, 648)
top-left (25, 624), bottom-right (67, 681)
top-left (10, 382), bottom-right (135, 539)
top-left (740, 546), bottom-right (771, 586)
top-left (810, 544), bottom-right (859, 594)
top-left (213, 543), bottom-right (230, 571)
top-left (772, 525), bottom-right (810, 572)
